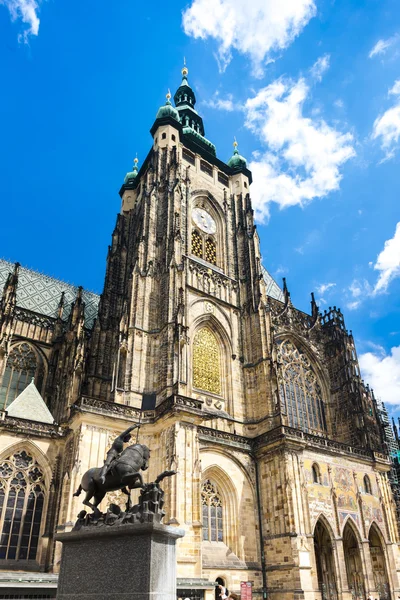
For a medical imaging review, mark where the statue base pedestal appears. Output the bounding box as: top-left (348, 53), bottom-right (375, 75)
top-left (55, 522), bottom-right (185, 600)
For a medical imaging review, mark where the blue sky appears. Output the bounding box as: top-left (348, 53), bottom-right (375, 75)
top-left (0, 0), bottom-right (399, 415)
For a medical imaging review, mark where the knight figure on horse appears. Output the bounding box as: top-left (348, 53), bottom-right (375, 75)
top-left (73, 424), bottom-right (150, 515)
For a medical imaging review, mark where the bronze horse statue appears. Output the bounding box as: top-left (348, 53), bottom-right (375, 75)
top-left (73, 443), bottom-right (150, 515)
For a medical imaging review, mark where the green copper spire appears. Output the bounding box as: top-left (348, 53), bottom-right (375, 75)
top-left (155, 90), bottom-right (180, 122)
top-left (124, 156), bottom-right (139, 185)
top-left (228, 138), bottom-right (247, 170)
top-left (173, 61), bottom-right (205, 137)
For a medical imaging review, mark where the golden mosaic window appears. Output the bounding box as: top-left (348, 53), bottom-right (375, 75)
top-left (202, 480), bottom-right (223, 542)
top-left (0, 343), bottom-right (44, 410)
top-left (193, 328), bottom-right (221, 395)
top-left (0, 450), bottom-right (45, 561)
top-left (277, 340), bottom-right (326, 433)
top-left (191, 230), bottom-right (203, 259)
top-left (205, 238), bottom-right (217, 265)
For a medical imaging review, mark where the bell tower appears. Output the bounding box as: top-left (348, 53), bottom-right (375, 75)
top-left (86, 63), bottom-right (283, 423)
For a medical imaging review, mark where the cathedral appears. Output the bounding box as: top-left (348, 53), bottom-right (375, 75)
top-left (0, 64), bottom-right (399, 600)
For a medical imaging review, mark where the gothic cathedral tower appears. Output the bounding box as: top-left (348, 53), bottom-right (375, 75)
top-left (0, 64), bottom-right (399, 600)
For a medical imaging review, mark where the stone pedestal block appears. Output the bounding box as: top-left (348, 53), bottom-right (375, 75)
top-left (55, 522), bottom-right (185, 600)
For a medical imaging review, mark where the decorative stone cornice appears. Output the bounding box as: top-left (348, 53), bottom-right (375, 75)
top-left (0, 416), bottom-right (66, 438)
top-left (71, 394), bottom-right (203, 423)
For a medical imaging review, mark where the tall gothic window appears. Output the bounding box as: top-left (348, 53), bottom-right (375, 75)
top-left (191, 230), bottom-right (218, 266)
top-left (202, 480), bottom-right (223, 542)
top-left (0, 451), bottom-right (46, 561)
top-left (0, 343), bottom-right (44, 410)
top-left (191, 230), bottom-right (203, 259)
top-left (193, 328), bottom-right (221, 395)
top-left (278, 340), bottom-right (326, 433)
top-left (205, 238), bottom-right (217, 265)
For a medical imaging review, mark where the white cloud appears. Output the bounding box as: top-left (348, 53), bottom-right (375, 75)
top-left (369, 36), bottom-right (398, 59)
top-left (244, 76), bottom-right (355, 221)
top-left (347, 300), bottom-right (361, 311)
top-left (389, 80), bottom-right (400, 96)
top-left (372, 222), bottom-right (400, 294)
top-left (0, 0), bottom-right (40, 42)
top-left (310, 54), bottom-right (330, 81)
top-left (316, 282), bottom-right (336, 295)
top-left (203, 93), bottom-right (237, 112)
top-left (359, 346), bottom-right (400, 406)
top-left (372, 79), bottom-right (400, 159)
top-left (344, 279), bottom-right (372, 310)
top-left (182, 0), bottom-right (316, 76)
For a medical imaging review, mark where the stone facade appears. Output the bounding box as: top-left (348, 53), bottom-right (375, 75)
top-left (0, 68), bottom-right (399, 600)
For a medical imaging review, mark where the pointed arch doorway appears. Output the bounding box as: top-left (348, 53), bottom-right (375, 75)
top-left (314, 518), bottom-right (338, 600)
top-left (343, 521), bottom-right (365, 600)
top-left (369, 525), bottom-right (390, 600)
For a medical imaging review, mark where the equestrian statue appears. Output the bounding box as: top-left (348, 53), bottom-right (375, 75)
top-left (73, 424), bottom-right (150, 515)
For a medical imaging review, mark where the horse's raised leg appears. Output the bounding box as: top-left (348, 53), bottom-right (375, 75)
top-left (122, 486), bottom-right (132, 511)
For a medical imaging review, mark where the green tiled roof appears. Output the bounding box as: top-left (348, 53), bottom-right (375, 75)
top-left (0, 259), bottom-right (100, 327)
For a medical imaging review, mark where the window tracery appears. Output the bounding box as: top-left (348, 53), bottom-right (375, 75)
top-left (0, 343), bottom-right (44, 410)
top-left (201, 480), bottom-right (223, 542)
top-left (191, 230), bottom-right (203, 259)
top-left (0, 451), bottom-right (45, 561)
top-left (193, 328), bottom-right (221, 395)
top-left (278, 340), bottom-right (325, 433)
top-left (205, 238), bottom-right (217, 265)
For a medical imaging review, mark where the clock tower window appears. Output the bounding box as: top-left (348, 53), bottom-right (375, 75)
top-left (191, 230), bottom-right (203, 259)
top-left (205, 238), bottom-right (217, 265)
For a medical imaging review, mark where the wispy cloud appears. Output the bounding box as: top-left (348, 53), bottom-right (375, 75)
top-left (316, 282), bottom-right (336, 295)
top-left (182, 0), bottom-right (316, 76)
top-left (372, 222), bottom-right (400, 294)
top-left (310, 54), bottom-right (330, 81)
top-left (345, 279), bottom-right (372, 310)
top-left (0, 0), bottom-right (40, 43)
top-left (372, 79), bottom-right (400, 161)
top-left (359, 346), bottom-right (400, 406)
top-left (344, 224), bottom-right (400, 310)
top-left (244, 70), bottom-right (355, 221)
top-left (369, 35), bottom-right (398, 59)
top-left (202, 92), bottom-right (238, 112)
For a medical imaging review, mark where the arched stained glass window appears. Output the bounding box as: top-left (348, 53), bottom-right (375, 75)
top-left (0, 343), bottom-right (44, 410)
top-left (278, 340), bottom-right (326, 433)
top-left (202, 480), bottom-right (223, 542)
top-left (193, 328), bottom-right (221, 395)
top-left (205, 238), bottom-right (217, 265)
top-left (191, 230), bottom-right (203, 259)
top-left (0, 451), bottom-right (45, 561)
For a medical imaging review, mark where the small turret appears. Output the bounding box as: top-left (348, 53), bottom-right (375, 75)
top-left (124, 157), bottom-right (139, 186)
top-left (228, 139), bottom-right (247, 171)
top-left (156, 90), bottom-right (180, 122)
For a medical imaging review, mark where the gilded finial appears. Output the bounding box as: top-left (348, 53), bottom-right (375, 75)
top-left (133, 155), bottom-right (139, 172)
top-left (233, 137), bottom-right (239, 154)
top-left (166, 89), bottom-right (171, 103)
top-left (182, 57), bottom-right (188, 78)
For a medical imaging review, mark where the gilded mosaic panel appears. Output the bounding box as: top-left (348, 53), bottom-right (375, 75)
top-left (193, 327), bottom-right (221, 395)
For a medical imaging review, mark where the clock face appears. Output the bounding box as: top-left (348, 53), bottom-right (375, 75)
top-left (192, 208), bottom-right (216, 234)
